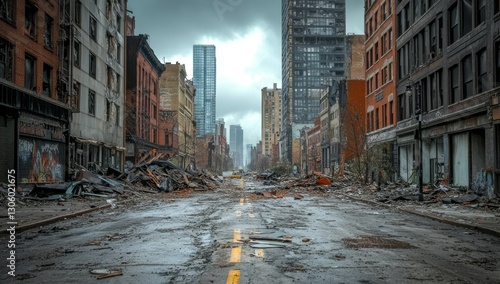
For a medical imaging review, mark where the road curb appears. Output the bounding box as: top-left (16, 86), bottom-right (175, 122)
top-left (338, 193), bottom-right (500, 238)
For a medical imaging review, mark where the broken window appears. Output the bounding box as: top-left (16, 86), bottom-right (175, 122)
top-left (42, 64), bottom-right (52, 97)
top-left (44, 14), bottom-right (53, 49)
top-left (0, 37), bottom-right (13, 81)
top-left (88, 89), bottom-right (96, 116)
top-left (25, 2), bottom-right (37, 38)
top-left (107, 35), bottom-right (117, 59)
top-left (0, 0), bottom-right (13, 22)
top-left (74, 41), bottom-right (80, 67)
top-left (89, 52), bottom-right (96, 78)
top-left (24, 54), bottom-right (36, 91)
top-left (89, 15), bottom-right (97, 41)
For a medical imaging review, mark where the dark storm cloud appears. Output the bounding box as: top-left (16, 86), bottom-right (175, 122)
top-left (127, 0), bottom-right (364, 144)
top-left (127, 0), bottom-right (281, 56)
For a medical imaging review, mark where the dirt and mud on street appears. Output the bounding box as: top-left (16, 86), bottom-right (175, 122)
top-left (1, 175), bottom-right (500, 284)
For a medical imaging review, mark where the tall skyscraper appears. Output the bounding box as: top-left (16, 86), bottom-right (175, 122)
top-left (193, 45), bottom-right (216, 137)
top-left (281, 0), bottom-right (346, 164)
top-left (229, 125), bottom-right (244, 168)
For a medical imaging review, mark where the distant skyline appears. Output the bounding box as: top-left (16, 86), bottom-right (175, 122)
top-left (127, 0), bottom-right (364, 146)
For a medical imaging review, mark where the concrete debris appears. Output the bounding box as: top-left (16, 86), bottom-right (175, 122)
top-left (10, 156), bottom-right (221, 201)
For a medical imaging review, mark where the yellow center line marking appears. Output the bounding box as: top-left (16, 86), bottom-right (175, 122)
top-left (230, 246), bottom-right (242, 263)
top-left (254, 249), bottom-right (265, 258)
top-left (226, 269), bottom-right (240, 284)
top-left (233, 229), bottom-right (241, 243)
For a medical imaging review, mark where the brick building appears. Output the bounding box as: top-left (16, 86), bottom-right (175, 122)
top-left (0, 0), bottom-right (71, 184)
top-left (125, 33), bottom-right (165, 163)
top-left (364, 0), bottom-right (397, 182)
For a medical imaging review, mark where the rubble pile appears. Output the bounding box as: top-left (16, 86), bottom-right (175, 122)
top-left (2, 156), bottom-right (221, 201)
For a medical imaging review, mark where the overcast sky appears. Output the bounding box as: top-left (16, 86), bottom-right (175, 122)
top-left (127, 0), bottom-right (365, 148)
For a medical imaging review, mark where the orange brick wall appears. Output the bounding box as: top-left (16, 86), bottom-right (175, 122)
top-left (0, 0), bottom-right (60, 99)
top-left (365, 0), bottom-right (397, 134)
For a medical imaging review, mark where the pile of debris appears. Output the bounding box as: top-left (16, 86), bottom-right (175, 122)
top-left (122, 159), bottom-right (220, 192)
top-left (20, 156), bottom-right (221, 201)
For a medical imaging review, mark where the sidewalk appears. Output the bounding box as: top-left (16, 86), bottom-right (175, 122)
top-left (337, 189), bottom-right (500, 238)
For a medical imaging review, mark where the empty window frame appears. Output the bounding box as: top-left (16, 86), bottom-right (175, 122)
top-left (44, 14), bottom-right (54, 49)
top-left (89, 52), bottom-right (96, 78)
top-left (42, 64), bottom-right (52, 97)
top-left (25, 54), bottom-right (36, 91)
top-left (75, 1), bottom-right (81, 26)
top-left (89, 15), bottom-right (97, 41)
top-left (25, 2), bottom-right (37, 38)
top-left (74, 41), bottom-right (81, 67)
top-left (88, 89), bottom-right (96, 115)
top-left (0, 37), bottom-right (14, 81)
top-left (0, 0), bottom-right (14, 22)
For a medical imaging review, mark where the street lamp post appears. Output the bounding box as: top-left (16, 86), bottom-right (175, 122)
top-left (406, 83), bottom-right (424, 201)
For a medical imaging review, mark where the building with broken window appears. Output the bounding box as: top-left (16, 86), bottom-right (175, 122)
top-left (261, 84), bottom-right (281, 166)
top-left (395, 0), bottom-right (498, 196)
top-left (0, 0), bottom-right (71, 184)
top-left (125, 32), bottom-right (165, 163)
top-left (63, 0), bottom-right (127, 172)
top-left (364, 0), bottom-right (397, 183)
top-left (159, 62), bottom-right (196, 169)
top-left (281, 0), bottom-right (347, 167)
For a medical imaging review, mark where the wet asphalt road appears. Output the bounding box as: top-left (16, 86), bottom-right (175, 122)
top-left (1, 179), bottom-right (500, 283)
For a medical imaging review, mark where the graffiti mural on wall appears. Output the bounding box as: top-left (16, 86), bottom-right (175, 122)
top-left (19, 138), bottom-right (65, 183)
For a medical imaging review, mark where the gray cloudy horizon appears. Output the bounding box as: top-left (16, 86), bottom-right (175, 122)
top-left (127, 0), bottom-right (364, 147)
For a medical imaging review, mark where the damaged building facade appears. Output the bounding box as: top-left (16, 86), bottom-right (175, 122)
top-left (395, 0), bottom-right (498, 196)
top-left (0, 0), bottom-right (71, 184)
top-left (159, 62), bottom-right (196, 169)
top-left (67, 0), bottom-right (126, 172)
top-left (364, 0), bottom-right (397, 182)
top-left (125, 32), bottom-right (165, 163)
top-left (261, 84), bottom-right (281, 167)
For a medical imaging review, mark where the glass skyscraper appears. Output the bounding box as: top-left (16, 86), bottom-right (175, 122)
top-left (193, 45), bottom-right (217, 137)
top-left (281, 0), bottom-right (346, 163)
